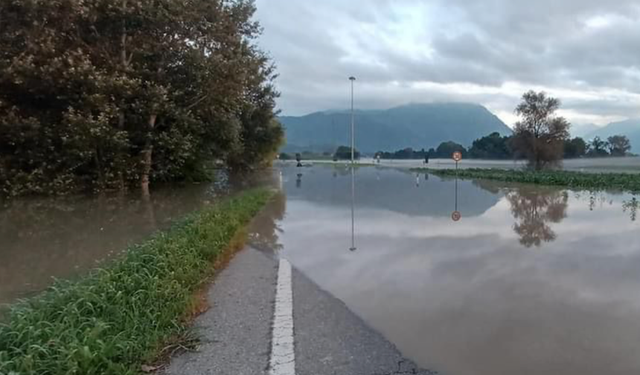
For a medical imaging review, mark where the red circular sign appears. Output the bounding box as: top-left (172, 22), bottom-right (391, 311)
top-left (451, 211), bottom-right (462, 222)
top-left (452, 151), bottom-right (462, 162)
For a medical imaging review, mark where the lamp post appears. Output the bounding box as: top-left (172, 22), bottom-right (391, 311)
top-left (349, 76), bottom-right (356, 163)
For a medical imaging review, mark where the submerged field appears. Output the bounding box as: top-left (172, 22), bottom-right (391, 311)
top-left (416, 168), bottom-right (640, 192)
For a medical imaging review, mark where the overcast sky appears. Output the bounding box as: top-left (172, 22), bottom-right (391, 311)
top-left (254, 0), bottom-right (640, 128)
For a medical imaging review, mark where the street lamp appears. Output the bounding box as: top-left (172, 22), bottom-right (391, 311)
top-left (349, 76), bottom-right (356, 163)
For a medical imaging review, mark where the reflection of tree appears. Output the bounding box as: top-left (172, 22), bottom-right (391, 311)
top-left (623, 197), bottom-right (638, 222)
top-left (248, 191), bottom-right (286, 254)
top-left (506, 187), bottom-right (568, 248)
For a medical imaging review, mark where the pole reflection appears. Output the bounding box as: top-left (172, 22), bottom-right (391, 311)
top-left (350, 166), bottom-right (357, 251)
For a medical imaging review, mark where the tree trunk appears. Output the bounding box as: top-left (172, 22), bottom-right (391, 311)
top-left (117, 0), bottom-right (128, 191)
top-left (140, 114), bottom-right (157, 196)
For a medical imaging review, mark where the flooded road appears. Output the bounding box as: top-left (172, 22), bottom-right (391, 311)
top-left (4, 163), bottom-right (640, 374)
top-left (251, 165), bottom-right (640, 375)
top-left (0, 171), bottom-right (275, 308)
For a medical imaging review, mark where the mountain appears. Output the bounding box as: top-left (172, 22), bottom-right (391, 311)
top-left (586, 119), bottom-right (640, 152)
top-left (571, 123), bottom-right (600, 138)
top-left (279, 103), bottom-right (512, 153)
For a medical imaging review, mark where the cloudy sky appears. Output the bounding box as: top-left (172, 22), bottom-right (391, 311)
top-left (254, 0), bottom-right (640, 128)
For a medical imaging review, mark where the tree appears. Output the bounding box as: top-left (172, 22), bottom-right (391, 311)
top-left (510, 91), bottom-right (570, 170)
top-left (0, 0), bottom-right (283, 196)
top-left (587, 136), bottom-right (609, 157)
top-left (563, 137), bottom-right (587, 159)
top-left (434, 141), bottom-right (467, 159)
top-left (334, 146), bottom-right (360, 160)
top-left (607, 135), bottom-right (632, 157)
top-left (468, 132), bottom-right (513, 159)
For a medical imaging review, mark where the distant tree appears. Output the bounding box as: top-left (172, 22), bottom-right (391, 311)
top-left (279, 153), bottom-right (293, 160)
top-left (469, 132), bottom-right (513, 159)
top-left (607, 135), bottom-right (632, 156)
top-left (435, 141), bottom-right (467, 158)
top-left (510, 91), bottom-right (570, 170)
top-left (563, 137), bottom-right (587, 159)
top-left (334, 146), bottom-right (360, 160)
top-left (587, 136), bottom-right (610, 157)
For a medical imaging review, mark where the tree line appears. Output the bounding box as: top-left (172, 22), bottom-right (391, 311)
top-left (0, 0), bottom-right (283, 196)
top-left (376, 91), bottom-right (633, 167)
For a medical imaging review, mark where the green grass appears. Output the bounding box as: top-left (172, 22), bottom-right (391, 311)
top-left (0, 189), bottom-right (273, 375)
top-left (415, 168), bottom-right (640, 192)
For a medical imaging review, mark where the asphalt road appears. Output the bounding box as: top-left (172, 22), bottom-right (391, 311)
top-left (163, 247), bottom-right (438, 375)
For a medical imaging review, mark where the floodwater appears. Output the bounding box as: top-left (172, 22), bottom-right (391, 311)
top-left (308, 156), bottom-right (640, 173)
top-left (250, 165), bottom-right (640, 375)
top-left (0, 171), bottom-right (275, 308)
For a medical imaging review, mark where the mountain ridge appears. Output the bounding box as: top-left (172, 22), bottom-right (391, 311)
top-left (586, 119), bottom-right (640, 152)
top-left (279, 103), bottom-right (512, 153)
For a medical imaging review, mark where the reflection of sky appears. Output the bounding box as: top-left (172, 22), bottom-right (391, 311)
top-left (282, 165), bottom-right (502, 217)
top-left (273, 166), bottom-right (640, 375)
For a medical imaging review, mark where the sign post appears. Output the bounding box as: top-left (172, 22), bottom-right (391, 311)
top-left (452, 151), bottom-right (462, 167)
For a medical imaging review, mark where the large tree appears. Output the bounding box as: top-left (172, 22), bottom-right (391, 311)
top-left (0, 0), bottom-right (283, 196)
top-left (563, 137), bottom-right (587, 159)
top-left (468, 132), bottom-right (513, 159)
top-left (510, 91), bottom-right (570, 170)
top-left (607, 135), bottom-right (632, 157)
top-left (587, 136), bottom-right (609, 157)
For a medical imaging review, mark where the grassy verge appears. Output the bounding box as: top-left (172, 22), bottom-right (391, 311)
top-left (415, 168), bottom-right (640, 192)
top-left (0, 188), bottom-right (273, 375)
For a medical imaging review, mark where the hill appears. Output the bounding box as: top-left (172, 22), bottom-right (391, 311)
top-left (586, 119), bottom-right (640, 152)
top-left (571, 123), bottom-right (600, 138)
top-left (279, 103), bottom-right (512, 153)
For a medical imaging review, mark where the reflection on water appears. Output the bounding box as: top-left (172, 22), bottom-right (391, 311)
top-left (507, 187), bottom-right (568, 247)
top-left (0, 170), bottom-right (276, 307)
top-left (623, 197), bottom-right (638, 221)
top-left (250, 165), bottom-right (640, 375)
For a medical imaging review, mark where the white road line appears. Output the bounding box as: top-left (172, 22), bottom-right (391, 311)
top-left (269, 259), bottom-right (296, 375)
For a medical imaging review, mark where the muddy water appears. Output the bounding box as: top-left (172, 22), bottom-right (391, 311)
top-left (0, 171), bottom-right (276, 308)
top-left (251, 165), bottom-right (640, 375)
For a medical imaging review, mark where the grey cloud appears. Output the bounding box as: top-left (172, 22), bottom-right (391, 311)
top-left (255, 0), bottom-right (640, 123)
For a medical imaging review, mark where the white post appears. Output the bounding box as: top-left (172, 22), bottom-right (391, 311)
top-left (349, 76), bottom-right (356, 163)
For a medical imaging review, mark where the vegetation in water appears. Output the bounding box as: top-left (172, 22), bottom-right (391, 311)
top-left (417, 168), bottom-right (640, 193)
top-left (0, 189), bottom-right (273, 375)
top-left (0, 0), bottom-right (283, 196)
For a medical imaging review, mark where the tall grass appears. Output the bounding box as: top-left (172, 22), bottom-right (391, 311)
top-left (0, 189), bottom-right (273, 375)
top-left (416, 168), bottom-right (640, 192)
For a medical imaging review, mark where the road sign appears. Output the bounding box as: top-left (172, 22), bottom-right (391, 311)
top-left (451, 211), bottom-right (461, 222)
top-left (452, 151), bottom-right (462, 162)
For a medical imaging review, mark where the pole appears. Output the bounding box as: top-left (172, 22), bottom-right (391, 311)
top-left (454, 170), bottom-right (458, 213)
top-left (349, 76), bottom-right (356, 164)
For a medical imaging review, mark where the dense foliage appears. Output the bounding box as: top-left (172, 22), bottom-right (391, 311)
top-left (418, 168), bottom-right (640, 193)
top-left (607, 135), bottom-right (632, 156)
top-left (334, 145), bottom-right (360, 160)
top-left (468, 132), bottom-right (512, 159)
top-left (377, 142), bottom-right (466, 160)
top-left (0, 189), bottom-right (273, 375)
top-left (0, 0), bottom-right (283, 196)
top-left (564, 137), bottom-right (587, 158)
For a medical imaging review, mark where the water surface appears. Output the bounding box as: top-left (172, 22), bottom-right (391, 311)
top-left (0, 171), bottom-right (275, 307)
top-left (251, 165), bottom-right (640, 375)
